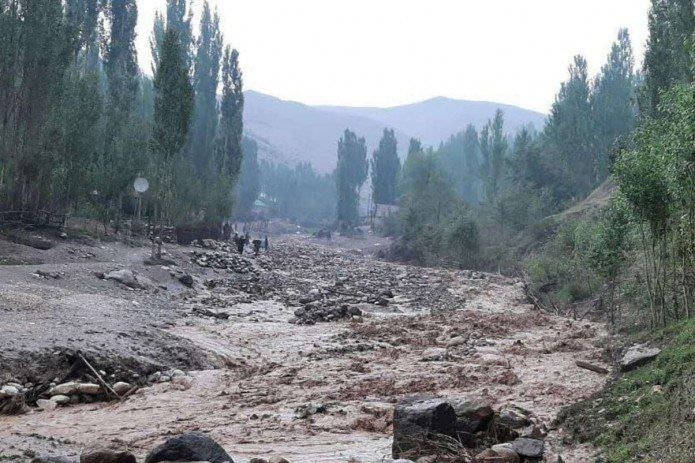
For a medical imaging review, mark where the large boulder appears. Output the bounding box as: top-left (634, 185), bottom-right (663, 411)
top-left (620, 344), bottom-right (661, 371)
top-left (510, 437), bottom-right (544, 459)
top-left (144, 433), bottom-right (234, 463)
top-left (104, 269), bottom-right (155, 290)
top-left (449, 396), bottom-right (494, 446)
top-left (392, 399), bottom-right (458, 459)
top-left (494, 405), bottom-right (533, 441)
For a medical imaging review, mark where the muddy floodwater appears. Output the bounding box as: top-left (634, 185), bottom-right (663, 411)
top-left (0, 235), bottom-right (607, 462)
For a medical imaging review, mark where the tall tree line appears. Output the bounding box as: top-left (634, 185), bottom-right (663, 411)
top-left (389, 28), bottom-right (641, 265)
top-left (610, 0), bottom-right (693, 325)
top-left (0, 0), bottom-right (245, 229)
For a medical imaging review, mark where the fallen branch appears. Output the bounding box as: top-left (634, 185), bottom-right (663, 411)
top-left (576, 360), bottom-right (609, 375)
top-left (78, 354), bottom-right (122, 400)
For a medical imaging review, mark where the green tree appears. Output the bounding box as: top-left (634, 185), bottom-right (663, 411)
top-left (461, 124), bottom-right (480, 203)
top-left (394, 149), bottom-right (466, 264)
top-left (149, 11), bottom-right (165, 73)
top-left (165, 0), bottom-right (193, 69)
top-left (489, 109), bottom-right (507, 202)
top-left (371, 128), bottom-right (400, 205)
top-left (478, 124), bottom-right (491, 202)
top-left (105, 0), bottom-right (139, 114)
top-left (152, 26), bottom-right (194, 221)
top-left (217, 45), bottom-right (244, 185)
top-left (592, 28), bottom-right (637, 179)
top-left (235, 137), bottom-right (260, 219)
top-left (336, 129), bottom-right (368, 230)
top-left (407, 138), bottom-right (423, 157)
top-left (65, 0), bottom-right (101, 71)
top-left (261, 161), bottom-right (336, 225)
top-left (436, 125), bottom-right (480, 204)
top-left (0, 0), bottom-right (72, 210)
top-left (642, 0), bottom-right (694, 115)
top-left (191, 1), bottom-right (223, 173)
top-left (545, 55), bottom-right (595, 197)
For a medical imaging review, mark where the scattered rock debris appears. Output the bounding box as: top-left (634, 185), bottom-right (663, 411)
top-left (0, 234), bottom-right (608, 462)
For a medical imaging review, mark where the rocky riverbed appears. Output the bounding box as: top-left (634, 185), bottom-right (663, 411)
top-left (0, 233), bottom-right (609, 462)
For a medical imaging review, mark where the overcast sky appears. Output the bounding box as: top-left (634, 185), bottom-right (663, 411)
top-left (135, 0), bottom-right (650, 114)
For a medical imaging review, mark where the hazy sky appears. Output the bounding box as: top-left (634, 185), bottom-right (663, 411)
top-left (135, 0), bottom-right (651, 113)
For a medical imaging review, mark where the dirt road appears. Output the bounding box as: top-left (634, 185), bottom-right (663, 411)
top-left (0, 234), bottom-right (608, 462)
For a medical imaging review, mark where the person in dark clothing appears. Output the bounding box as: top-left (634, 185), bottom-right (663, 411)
top-left (233, 233), bottom-right (245, 254)
top-left (252, 238), bottom-right (262, 257)
top-left (263, 235), bottom-right (269, 251)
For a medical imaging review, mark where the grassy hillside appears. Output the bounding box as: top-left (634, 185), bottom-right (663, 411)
top-left (557, 319), bottom-right (695, 463)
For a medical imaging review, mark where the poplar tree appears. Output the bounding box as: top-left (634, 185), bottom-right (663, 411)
top-left (218, 45), bottom-right (244, 183)
top-left (371, 128), bottom-right (400, 205)
top-left (165, 0), bottom-right (193, 69)
top-left (191, 1), bottom-right (223, 173)
top-left (153, 27), bottom-right (194, 220)
top-left (105, 0), bottom-right (139, 114)
top-left (336, 129), bottom-right (368, 230)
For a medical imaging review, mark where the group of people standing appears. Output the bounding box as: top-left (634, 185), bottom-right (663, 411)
top-left (222, 222), bottom-right (269, 257)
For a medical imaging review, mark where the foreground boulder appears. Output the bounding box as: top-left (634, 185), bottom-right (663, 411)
top-left (144, 433), bottom-right (234, 463)
top-left (620, 344), bottom-right (661, 371)
top-left (392, 399), bottom-right (458, 459)
top-left (509, 437), bottom-right (544, 458)
top-left (449, 396), bottom-right (494, 446)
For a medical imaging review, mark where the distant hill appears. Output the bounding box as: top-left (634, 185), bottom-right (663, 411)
top-left (243, 91), bottom-right (546, 173)
top-left (319, 96), bottom-right (547, 148)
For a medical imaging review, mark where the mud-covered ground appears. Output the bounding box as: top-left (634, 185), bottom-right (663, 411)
top-left (0, 232), bottom-right (609, 462)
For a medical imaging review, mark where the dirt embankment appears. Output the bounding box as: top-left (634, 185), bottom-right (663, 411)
top-left (0, 233), bottom-right (608, 462)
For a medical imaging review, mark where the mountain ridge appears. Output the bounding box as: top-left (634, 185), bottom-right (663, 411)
top-left (243, 90), bottom-right (547, 173)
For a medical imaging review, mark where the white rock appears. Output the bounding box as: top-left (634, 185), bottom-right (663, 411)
top-left (36, 399), bottom-right (57, 411)
top-left (620, 344), bottom-right (661, 371)
top-left (49, 381), bottom-right (78, 396)
top-left (50, 394), bottom-right (71, 405)
top-left (77, 383), bottom-right (101, 395)
top-left (1, 385), bottom-right (20, 396)
top-left (104, 269), bottom-right (155, 290)
top-left (112, 382), bottom-right (131, 396)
